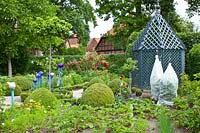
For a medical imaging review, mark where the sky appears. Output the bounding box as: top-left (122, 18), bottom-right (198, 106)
top-left (89, 0), bottom-right (200, 38)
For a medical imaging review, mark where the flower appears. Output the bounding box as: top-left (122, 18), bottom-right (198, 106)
top-left (29, 99), bottom-right (33, 102)
top-left (2, 123), bottom-right (4, 126)
top-left (11, 119), bottom-right (15, 122)
top-left (126, 83), bottom-right (129, 88)
top-left (120, 74), bottom-right (125, 80)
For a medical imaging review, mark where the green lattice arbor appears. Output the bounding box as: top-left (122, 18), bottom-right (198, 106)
top-left (132, 13), bottom-right (186, 90)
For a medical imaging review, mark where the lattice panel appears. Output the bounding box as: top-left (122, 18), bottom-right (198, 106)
top-left (140, 50), bottom-right (157, 89)
top-left (133, 13), bottom-right (185, 51)
top-left (132, 49), bottom-right (185, 90)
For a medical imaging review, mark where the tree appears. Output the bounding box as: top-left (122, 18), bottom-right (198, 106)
top-left (185, 0), bottom-right (200, 16)
top-left (95, 0), bottom-right (186, 49)
top-left (0, 0), bottom-right (71, 76)
top-left (50, 0), bottom-right (97, 46)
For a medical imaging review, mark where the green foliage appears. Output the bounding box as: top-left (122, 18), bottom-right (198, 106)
top-left (10, 76), bottom-right (32, 91)
top-left (88, 77), bottom-right (104, 87)
top-left (135, 89), bottom-right (143, 97)
top-left (68, 72), bottom-right (83, 85)
top-left (109, 78), bottom-right (122, 94)
top-left (64, 47), bottom-right (86, 55)
top-left (120, 58), bottom-right (137, 77)
top-left (30, 56), bottom-right (64, 74)
top-left (188, 44), bottom-right (200, 78)
top-left (105, 54), bottom-right (127, 74)
top-left (81, 83), bottom-right (115, 107)
top-left (1, 106), bottom-right (47, 132)
top-left (5, 85), bottom-right (22, 96)
top-left (186, 0), bottom-right (200, 17)
top-left (20, 92), bottom-right (30, 102)
top-left (158, 109), bottom-right (174, 133)
top-left (25, 88), bottom-right (58, 108)
top-left (169, 74), bottom-right (200, 132)
top-left (0, 0), bottom-right (61, 76)
top-left (62, 75), bottom-right (74, 87)
top-left (51, 0), bottom-right (97, 46)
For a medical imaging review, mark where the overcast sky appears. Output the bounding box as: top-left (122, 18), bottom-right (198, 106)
top-left (89, 0), bottom-right (200, 38)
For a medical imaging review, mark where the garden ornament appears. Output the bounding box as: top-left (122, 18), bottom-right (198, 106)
top-left (33, 78), bottom-right (37, 90)
top-left (47, 72), bottom-right (54, 92)
top-left (38, 71), bottom-right (44, 88)
top-left (57, 63), bottom-right (63, 94)
top-left (7, 82), bottom-right (16, 107)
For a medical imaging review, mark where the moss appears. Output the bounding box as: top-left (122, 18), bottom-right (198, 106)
top-left (88, 77), bottom-right (104, 87)
top-left (81, 83), bottom-right (115, 107)
top-left (24, 88), bottom-right (58, 108)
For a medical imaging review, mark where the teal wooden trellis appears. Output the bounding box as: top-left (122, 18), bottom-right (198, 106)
top-left (132, 13), bottom-right (186, 90)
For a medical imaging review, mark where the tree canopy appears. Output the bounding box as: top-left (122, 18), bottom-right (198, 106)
top-left (0, 0), bottom-right (71, 76)
top-left (186, 0), bottom-right (200, 16)
top-left (95, 0), bottom-right (195, 50)
top-left (50, 0), bottom-right (97, 46)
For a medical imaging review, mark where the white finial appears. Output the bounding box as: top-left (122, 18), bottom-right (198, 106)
top-left (7, 82), bottom-right (16, 89)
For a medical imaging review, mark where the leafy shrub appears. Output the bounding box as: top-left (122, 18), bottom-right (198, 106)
top-left (169, 74), bottom-right (200, 132)
top-left (20, 92), bottom-right (30, 102)
top-left (25, 88), bottom-right (58, 108)
top-left (10, 76), bottom-right (32, 91)
top-left (87, 77), bottom-right (104, 87)
top-left (62, 75), bottom-right (74, 87)
top-left (158, 110), bottom-right (174, 133)
top-left (68, 72), bottom-right (83, 85)
top-left (188, 44), bottom-right (200, 79)
top-left (109, 78), bottom-right (121, 94)
top-left (64, 47), bottom-right (85, 55)
top-left (5, 85), bottom-right (22, 96)
top-left (81, 83), bottom-right (115, 107)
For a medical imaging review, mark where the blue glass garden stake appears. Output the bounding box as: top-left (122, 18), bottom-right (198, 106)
top-left (57, 63), bottom-right (63, 94)
top-left (36, 72), bottom-right (41, 88)
top-left (39, 71), bottom-right (44, 88)
top-left (11, 88), bottom-right (14, 107)
top-left (7, 82), bottom-right (16, 107)
top-left (47, 73), bottom-right (51, 89)
top-left (47, 72), bottom-right (54, 91)
top-left (50, 73), bottom-right (54, 92)
top-left (33, 79), bottom-right (37, 90)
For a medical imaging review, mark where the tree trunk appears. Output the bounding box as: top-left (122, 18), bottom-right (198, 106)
top-left (8, 56), bottom-right (12, 77)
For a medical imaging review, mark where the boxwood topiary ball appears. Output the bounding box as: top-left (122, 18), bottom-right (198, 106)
top-left (24, 88), bottom-right (58, 108)
top-left (81, 83), bottom-right (115, 107)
